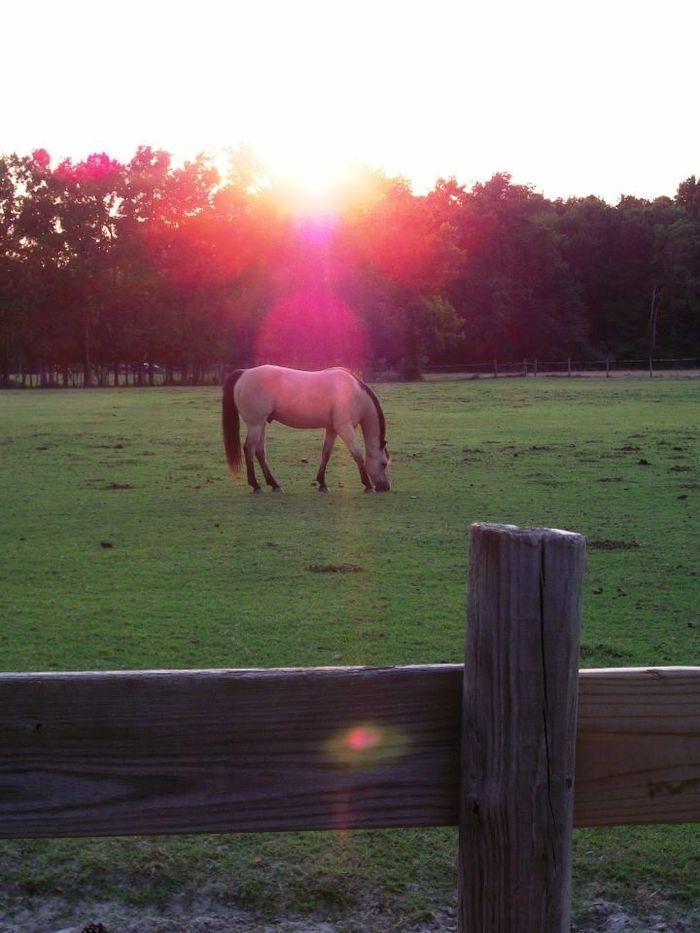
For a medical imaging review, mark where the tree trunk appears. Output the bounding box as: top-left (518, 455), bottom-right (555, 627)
top-left (83, 316), bottom-right (92, 388)
top-left (649, 284), bottom-right (659, 353)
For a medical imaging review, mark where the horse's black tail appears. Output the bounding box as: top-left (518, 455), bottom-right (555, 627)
top-left (222, 370), bottom-right (245, 475)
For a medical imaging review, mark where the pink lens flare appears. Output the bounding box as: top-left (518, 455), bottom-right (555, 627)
top-left (343, 724), bottom-right (383, 752)
top-left (325, 721), bottom-right (409, 769)
top-left (255, 286), bottom-right (368, 371)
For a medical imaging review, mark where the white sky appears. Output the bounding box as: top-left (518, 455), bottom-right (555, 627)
top-left (3, 0), bottom-right (698, 203)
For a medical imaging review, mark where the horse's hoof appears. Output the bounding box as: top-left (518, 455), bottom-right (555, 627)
top-left (252, 487), bottom-right (262, 494)
top-left (318, 485), bottom-right (329, 493)
top-left (273, 486), bottom-right (285, 493)
top-left (364, 487), bottom-right (375, 494)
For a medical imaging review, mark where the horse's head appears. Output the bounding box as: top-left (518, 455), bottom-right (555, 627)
top-left (366, 445), bottom-right (391, 492)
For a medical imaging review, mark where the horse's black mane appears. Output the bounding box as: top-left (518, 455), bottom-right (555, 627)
top-left (357, 379), bottom-right (388, 452)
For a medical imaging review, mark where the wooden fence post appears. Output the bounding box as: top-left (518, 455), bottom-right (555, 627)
top-left (459, 523), bottom-right (586, 933)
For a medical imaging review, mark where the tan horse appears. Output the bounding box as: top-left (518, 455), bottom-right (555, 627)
top-left (222, 365), bottom-right (391, 493)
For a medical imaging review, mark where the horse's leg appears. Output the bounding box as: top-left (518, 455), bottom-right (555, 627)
top-left (255, 425), bottom-right (283, 492)
top-left (243, 427), bottom-right (262, 492)
top-left (336, 422), bottom-right (373, 491)
top-left (316, 428), bottom-right (337, 492)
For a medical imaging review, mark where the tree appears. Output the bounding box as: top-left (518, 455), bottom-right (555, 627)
top-left (676, 175), bottom-right (700, 221)
top-left (3, 145), bottom-right (699, 384)
top-left (0, 154), bottom-right (30, 383)
top-left (346, 173), bottom-right (463, 376)
top-left (650, 210), bottom-right (700, 355)
top-left (51, 153), bottom-right (124, 384)
top-left (445, 174), bottom-right (588, 361)
top-left (0, 151), bottom-right (72, 384)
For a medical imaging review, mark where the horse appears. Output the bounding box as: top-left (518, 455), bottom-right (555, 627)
top-left (222, 365), bottom-right (391, 493)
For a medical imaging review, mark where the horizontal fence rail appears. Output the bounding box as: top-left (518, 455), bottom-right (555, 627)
top-left (1, 664), bottom-right (698, 839)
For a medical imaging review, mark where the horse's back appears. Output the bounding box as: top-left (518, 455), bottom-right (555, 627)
top-left (235, 365), bottom-right (362, 429)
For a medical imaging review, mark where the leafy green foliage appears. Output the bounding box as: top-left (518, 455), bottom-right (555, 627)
top-left (2, 152), bottom-right (699, 386)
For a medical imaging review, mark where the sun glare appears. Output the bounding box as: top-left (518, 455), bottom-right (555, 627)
top-left (275, 152), bottom-right (342, 195)
top-left (249, 117), bottom-right (366, 216)
top-left (267, 154), bottom-right (354, 217)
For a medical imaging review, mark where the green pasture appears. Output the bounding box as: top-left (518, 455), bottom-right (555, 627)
top-left (1, 377), bottom-right (698, 928)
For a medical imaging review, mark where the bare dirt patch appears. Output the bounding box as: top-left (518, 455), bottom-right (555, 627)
top-left (572, 900), bottom-right (700, 932)
top-left (0, 898), bottom-right (455, 933)
top-left (2, 897), bottom-right (697, 933)
top-left (588, 540), bottom-right (640, 551)
top-left (308, 564), bottom-right (363, 574)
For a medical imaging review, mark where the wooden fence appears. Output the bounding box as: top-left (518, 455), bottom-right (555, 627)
top-left (5, 356), bottom-right (700, 388)
top-left (424, 356), bottom-right (700, 378)
top-left (1, 523), bottom-right (698, 931)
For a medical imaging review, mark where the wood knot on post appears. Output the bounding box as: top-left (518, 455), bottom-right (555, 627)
top-left (462, 797), bottom-right (481, 825)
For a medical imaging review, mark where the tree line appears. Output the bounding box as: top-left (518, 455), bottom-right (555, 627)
top-left (1, 146), bottom-right (699, 385)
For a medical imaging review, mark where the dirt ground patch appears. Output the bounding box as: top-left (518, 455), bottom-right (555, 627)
top-left (1, 897), bottom-right (698, 933)
top-left (588, 539), bottom-right (640, 550)
top-left (0, 898), bottom-right (453, 933)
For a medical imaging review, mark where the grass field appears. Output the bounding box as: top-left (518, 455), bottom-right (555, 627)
top-left (1, 377), bottom-right (698, 930)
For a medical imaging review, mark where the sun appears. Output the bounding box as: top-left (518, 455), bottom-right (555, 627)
top-left (271, 148), bottom-right (343, 194)
top-left (262, 143), bottom-right (356, 216)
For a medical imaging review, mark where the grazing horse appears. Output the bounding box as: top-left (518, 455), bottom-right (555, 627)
top-left (222, 365), bottom-right (391, 493)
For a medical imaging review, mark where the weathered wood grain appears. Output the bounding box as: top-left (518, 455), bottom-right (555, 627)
top-left (0, 665), bottom-right (463, 838)
top-left (575, 666), bottom-right (700, 825)
top-left (0, 666), bottom-right (698, 839)
top-left (458, 523), bottom-right (586, 932)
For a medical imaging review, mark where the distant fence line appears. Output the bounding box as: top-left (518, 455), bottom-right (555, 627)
top-left (1, 363), bottom-right (228, 389)
top-left (2, 356), bottom-right (699, 388)
top-left (424, 356), bottom-right (700, 378)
